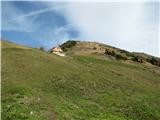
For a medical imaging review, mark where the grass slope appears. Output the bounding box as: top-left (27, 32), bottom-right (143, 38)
top-left (2, 41), bottom-right (160, 120)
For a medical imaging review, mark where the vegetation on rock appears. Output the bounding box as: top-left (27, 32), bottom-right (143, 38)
top-left (60, 40), bottom-right (77, 52)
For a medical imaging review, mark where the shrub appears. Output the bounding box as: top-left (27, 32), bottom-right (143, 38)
top-left (115, 54), bottom-right (128, 60)
top-left (39, 46), bottom-right (44, 51)
top-left (132, 56), bottom-right (145, 63)
top-left (147, 57), bottom-right (160, 67)
top-left (118, 49), bottom-right (133, 57)
top-left (93, 46), bottom-right (96, 49)
top-left (105, 49), bottom-right (115, 56)
top-left (60, 40), bottom-right (77, 51)
top-left (105, 49), bottom-right (127, 60)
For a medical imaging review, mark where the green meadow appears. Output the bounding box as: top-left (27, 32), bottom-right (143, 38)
top-left (2, 41), bottom-right (160, 120)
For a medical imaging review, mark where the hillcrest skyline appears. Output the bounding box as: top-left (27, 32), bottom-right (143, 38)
top-left (1, 1), bottom-right (159, 57)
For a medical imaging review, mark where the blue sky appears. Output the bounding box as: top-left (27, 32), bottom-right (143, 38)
top-left (2, 1), bottom-right (79, 49)
top-left (1, 1), bottom-right (159, 57)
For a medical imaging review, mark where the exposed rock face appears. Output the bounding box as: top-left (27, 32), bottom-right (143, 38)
top-left (51, 46), bottom-right (63, 53)
top-left (50, 46), bottom-right (65, 57)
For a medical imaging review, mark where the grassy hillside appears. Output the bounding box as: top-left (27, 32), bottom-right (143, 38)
top-left (2, 41), bottom-right (160, 120)
top-left (60, 40), bottom-right (160, 67)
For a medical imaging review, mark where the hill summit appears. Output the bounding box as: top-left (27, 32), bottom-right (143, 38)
top-left (51, 40), bottom-right (160, 67)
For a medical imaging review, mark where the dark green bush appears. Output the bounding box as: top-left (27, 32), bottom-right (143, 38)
top-left (39, 46), bottom-right (44, 51)
top-left (105, 49), bottom-right (128, 60)
top-left (60, 40), bottom-right (77, 51)
top-left (147, 57), bottom-right (160, 67)
top-left (115, 54), bottom-right (128, 60)
top-left (132, 56), bottom-right (145, 63)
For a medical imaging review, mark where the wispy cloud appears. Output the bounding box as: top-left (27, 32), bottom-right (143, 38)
top-left (2, 2), bottom-right (38, 32)
top-left (63, 2), bottom-right (159, 57)
top-left (13, 2), bottom-right (66, 21)
top-left (2, 1), bottom-right (159, 56)
top-left (2, 1), bottom-right (64, 31)
top-left (14, 8), bottom-right (55, 20)
top-left (2, 1), bottom-right (75, 49)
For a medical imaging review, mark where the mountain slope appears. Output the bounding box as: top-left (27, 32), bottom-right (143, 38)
top-left (2, 40), bottom-right (160, 120)
top-left (59, 40), bottom-right (160, 67)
